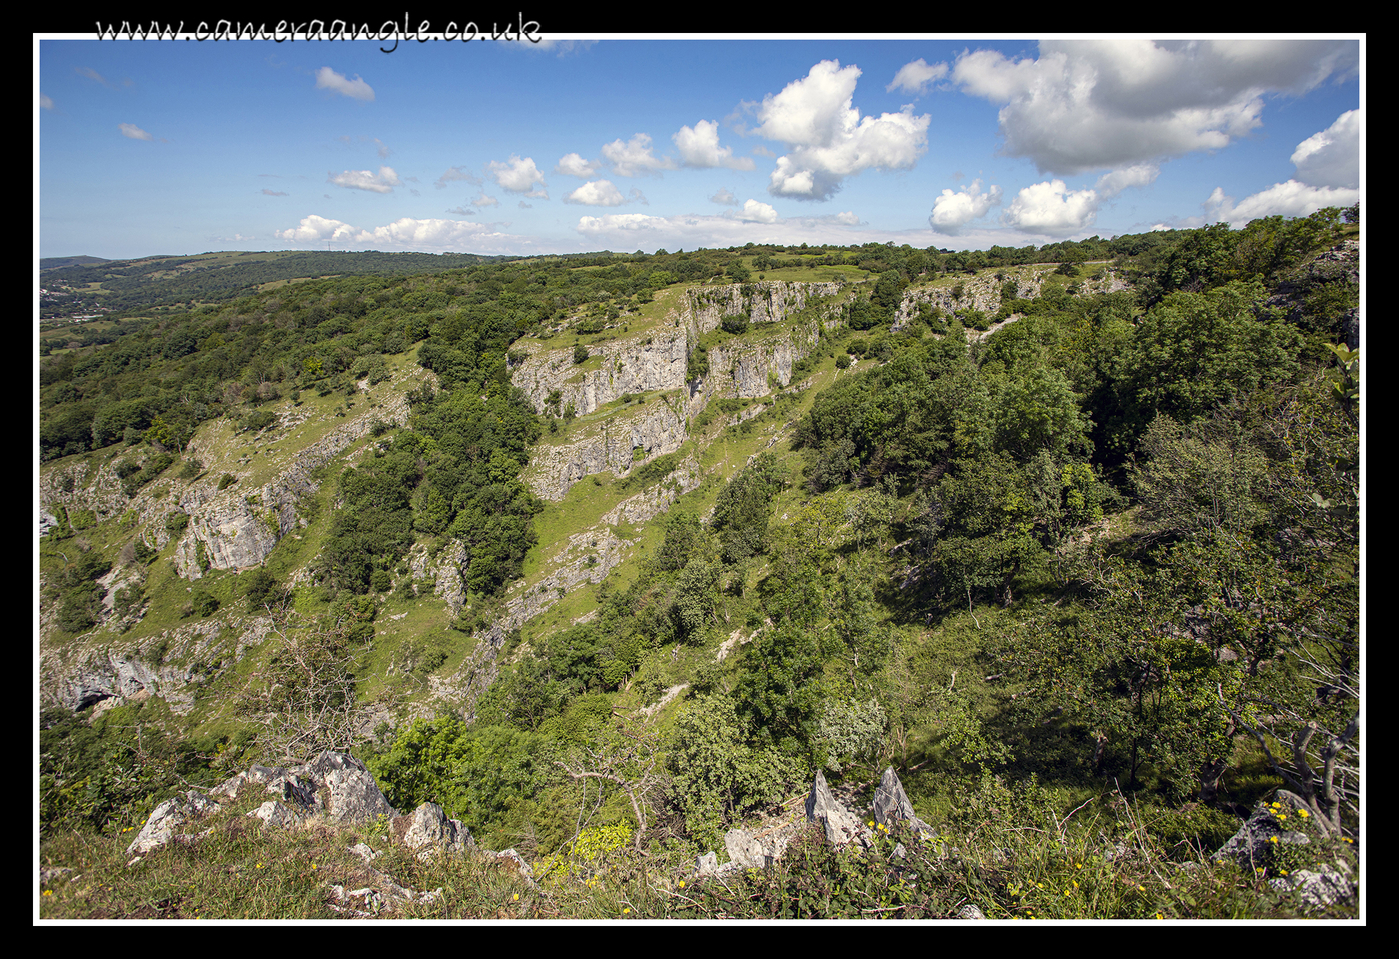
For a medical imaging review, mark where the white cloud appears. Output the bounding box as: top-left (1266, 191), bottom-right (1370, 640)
top-left (555, 152), bottom-right (601, 177)
top-left (328, 166), bottom-right (401, 193)
top-left (275, 214), bottom-right (359, 243)
top-left (565, 180), bottom-right (627, 206)
top-left (1291, 110), bottom-right (1360, 190)
top-left (1204, 181), bottom-right (1359, 228)
top-left (601, 133), bottom-right (675, 177)
top-left (753, 60), bottom-right (930, 200)
top-left (354, 217), bottom-right (492, 247)
top-left (472, 192), bottom-right (499, 208)
top-left (435, 166), bottom-right (481, 190)
top-left (576, 213), bottom-right (667, 235)
top-left (488, 155), bottom-right (548, 197)
top-left (445, 206), bottom-right (477, 216)
top-left (1094, 164), bottom-right (1160, 198)
top-left (261, 189), bottom-right (289, 196)
top-left (730, 199), bottom-right (780, 223)
top-left (673, 120), bottom-right (755, 170)
top-left (1204, 109), bottom-right (1361, 226)
top-left (834, 211), bottom-right (860, 225)
top-left (710, 188), bottom-right (738, 206)
top-left (40, 93), bottom-right (54, 110)
top-left (315, 66), bottom-right (375, 101)
top-left (119, 123), bottom-right (153, 141)
top-left (887, 58), bottom-right (949, 95)
top-left (929, 178), bottom-right (1003, 234)
top-left (952, 39), bottom-right (1358, 175)
top-left (1003, 180), bottom-right (1099, 237)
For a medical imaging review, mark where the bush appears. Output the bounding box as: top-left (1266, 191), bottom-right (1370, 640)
top-left (573, 344), bottom-right (590, 365)
top-left (217, 473), bottom-right (238, 491)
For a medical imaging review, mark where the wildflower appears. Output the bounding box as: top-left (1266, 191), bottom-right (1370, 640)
top-left (1138, 885), bottom-right (1145, 891)
top-left (1298, 810), bottom-right (1309, 818)
top-left (1269, 836), bottom-right (1278, 844)
top-left (1156, 913), bottom-right (1164, 920)
top-left (513, 893), bottom-right (519, 902)
top-left (623, 907), bottom-right (631, 915)
top-left (678, 880), bottom-right (685, 889)
top-left (1075, 862), bottom-right (1082, 869)
top-left (1280, 870), bottom-right (1289, 876)
top-left (1277, 814), bottom-right (1286, 821)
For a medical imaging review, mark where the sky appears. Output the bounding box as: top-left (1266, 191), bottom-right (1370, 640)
top-left (36, 33), bottom-right (1363, 261)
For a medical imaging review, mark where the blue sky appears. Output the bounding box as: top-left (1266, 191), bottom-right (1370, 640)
top-left (37, 34), bottom-right (1362, 260)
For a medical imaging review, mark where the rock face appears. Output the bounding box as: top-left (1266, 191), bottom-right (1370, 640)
top-left (524, 399), bottom-right (688, 501)
top-left (171, 395), bottom-right (412, 579)
top-left (513, 329), bottom-right (690, 419)
top-left (871, 766), bottom-right (936, 840)
top-left (805, 769), bottom-right (873, 848)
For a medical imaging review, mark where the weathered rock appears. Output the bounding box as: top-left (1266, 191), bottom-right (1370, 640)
top-left (957, 904), bottom-right (987, 920)
top-left (392, 802), bottom-right (474, 856)
top-left (319, 764), bottom-right (398, 824)
top-left (805, 770), bottom-right (872, 848)
top-left (247, 800), bottom-right (306, 828)
top-left (1269, 861), bottom-right (1355, 909)
top-left (871, 767), bottom-right (935, 840)
top-left (1213, 796), bottom-right (1308, 865)
top-left (126, 791), bottom-right (221, 855)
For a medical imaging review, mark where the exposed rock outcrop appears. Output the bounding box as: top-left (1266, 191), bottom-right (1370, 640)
top-left (524, 399), bottom-right (687, 501)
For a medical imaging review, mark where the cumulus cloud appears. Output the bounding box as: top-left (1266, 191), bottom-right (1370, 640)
top-left (1205, 181), bottom-right (1359, 227)
top-left (276, 214), bottom-right (359, 243)
top-left (753, 60), bottom-right (931, 201)
top-left (833, 211), bottom-right (860, 225)
top-left (276, 213), bottom-right (537, 253)
top-left (315, 66), bottom-right (375, 101)
top-left (118, 123), bottom-right (153, 141)
top-left (1003, 180), bottom-right (1099, 237)
top-left (328, 166), bottom-right (401, 193)
top-left (710, 188), bottom-right (738, 206)
top-left (1204, 110), bottom-right (1361, 227)
top-left (729, 199), bottom-right (780, 223)
top-left (435, 166), bottom-right (481, 190)
top-left (673, 120), bottom-right (754, 170)
top-left (887, 58), bottom-right (949, 95)
top-left (1291, 109), bottom-right (1360, 190)
top-left (472, 192), bottom-right (500, 208)
top-left (565, 180), bottom-right (627, 206)
top-left (601, 133), bottom-right (675, 177)
top-left (488, 155), bottom-right (548, 197)
top-left (555, 152), bottom-right (601, 178)
top-left (952, 38), bottom-right (1358, 175)
top-left (354, 216), bottom-right (492, 247)
top-left (929, 178), bottom-right (1003, 234)
top-left (1094, 163), bottom-right (1160, 198)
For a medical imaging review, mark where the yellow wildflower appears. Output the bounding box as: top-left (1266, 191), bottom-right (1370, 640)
top-left (1298, 810), bottom-right (1309, 818)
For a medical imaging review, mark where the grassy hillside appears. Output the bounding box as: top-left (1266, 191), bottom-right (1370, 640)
top-left (38, 218), bottom-right (1361, 919)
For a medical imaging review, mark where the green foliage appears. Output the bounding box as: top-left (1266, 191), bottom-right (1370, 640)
top-left (666, 695), bottom-right (804, 848)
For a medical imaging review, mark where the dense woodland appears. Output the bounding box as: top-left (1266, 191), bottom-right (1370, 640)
top-left (38, 208), bottom-right (1360, 919)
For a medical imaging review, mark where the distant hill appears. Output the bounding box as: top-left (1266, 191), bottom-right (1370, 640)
top-left (40, 255), bottom-right (112, 271)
